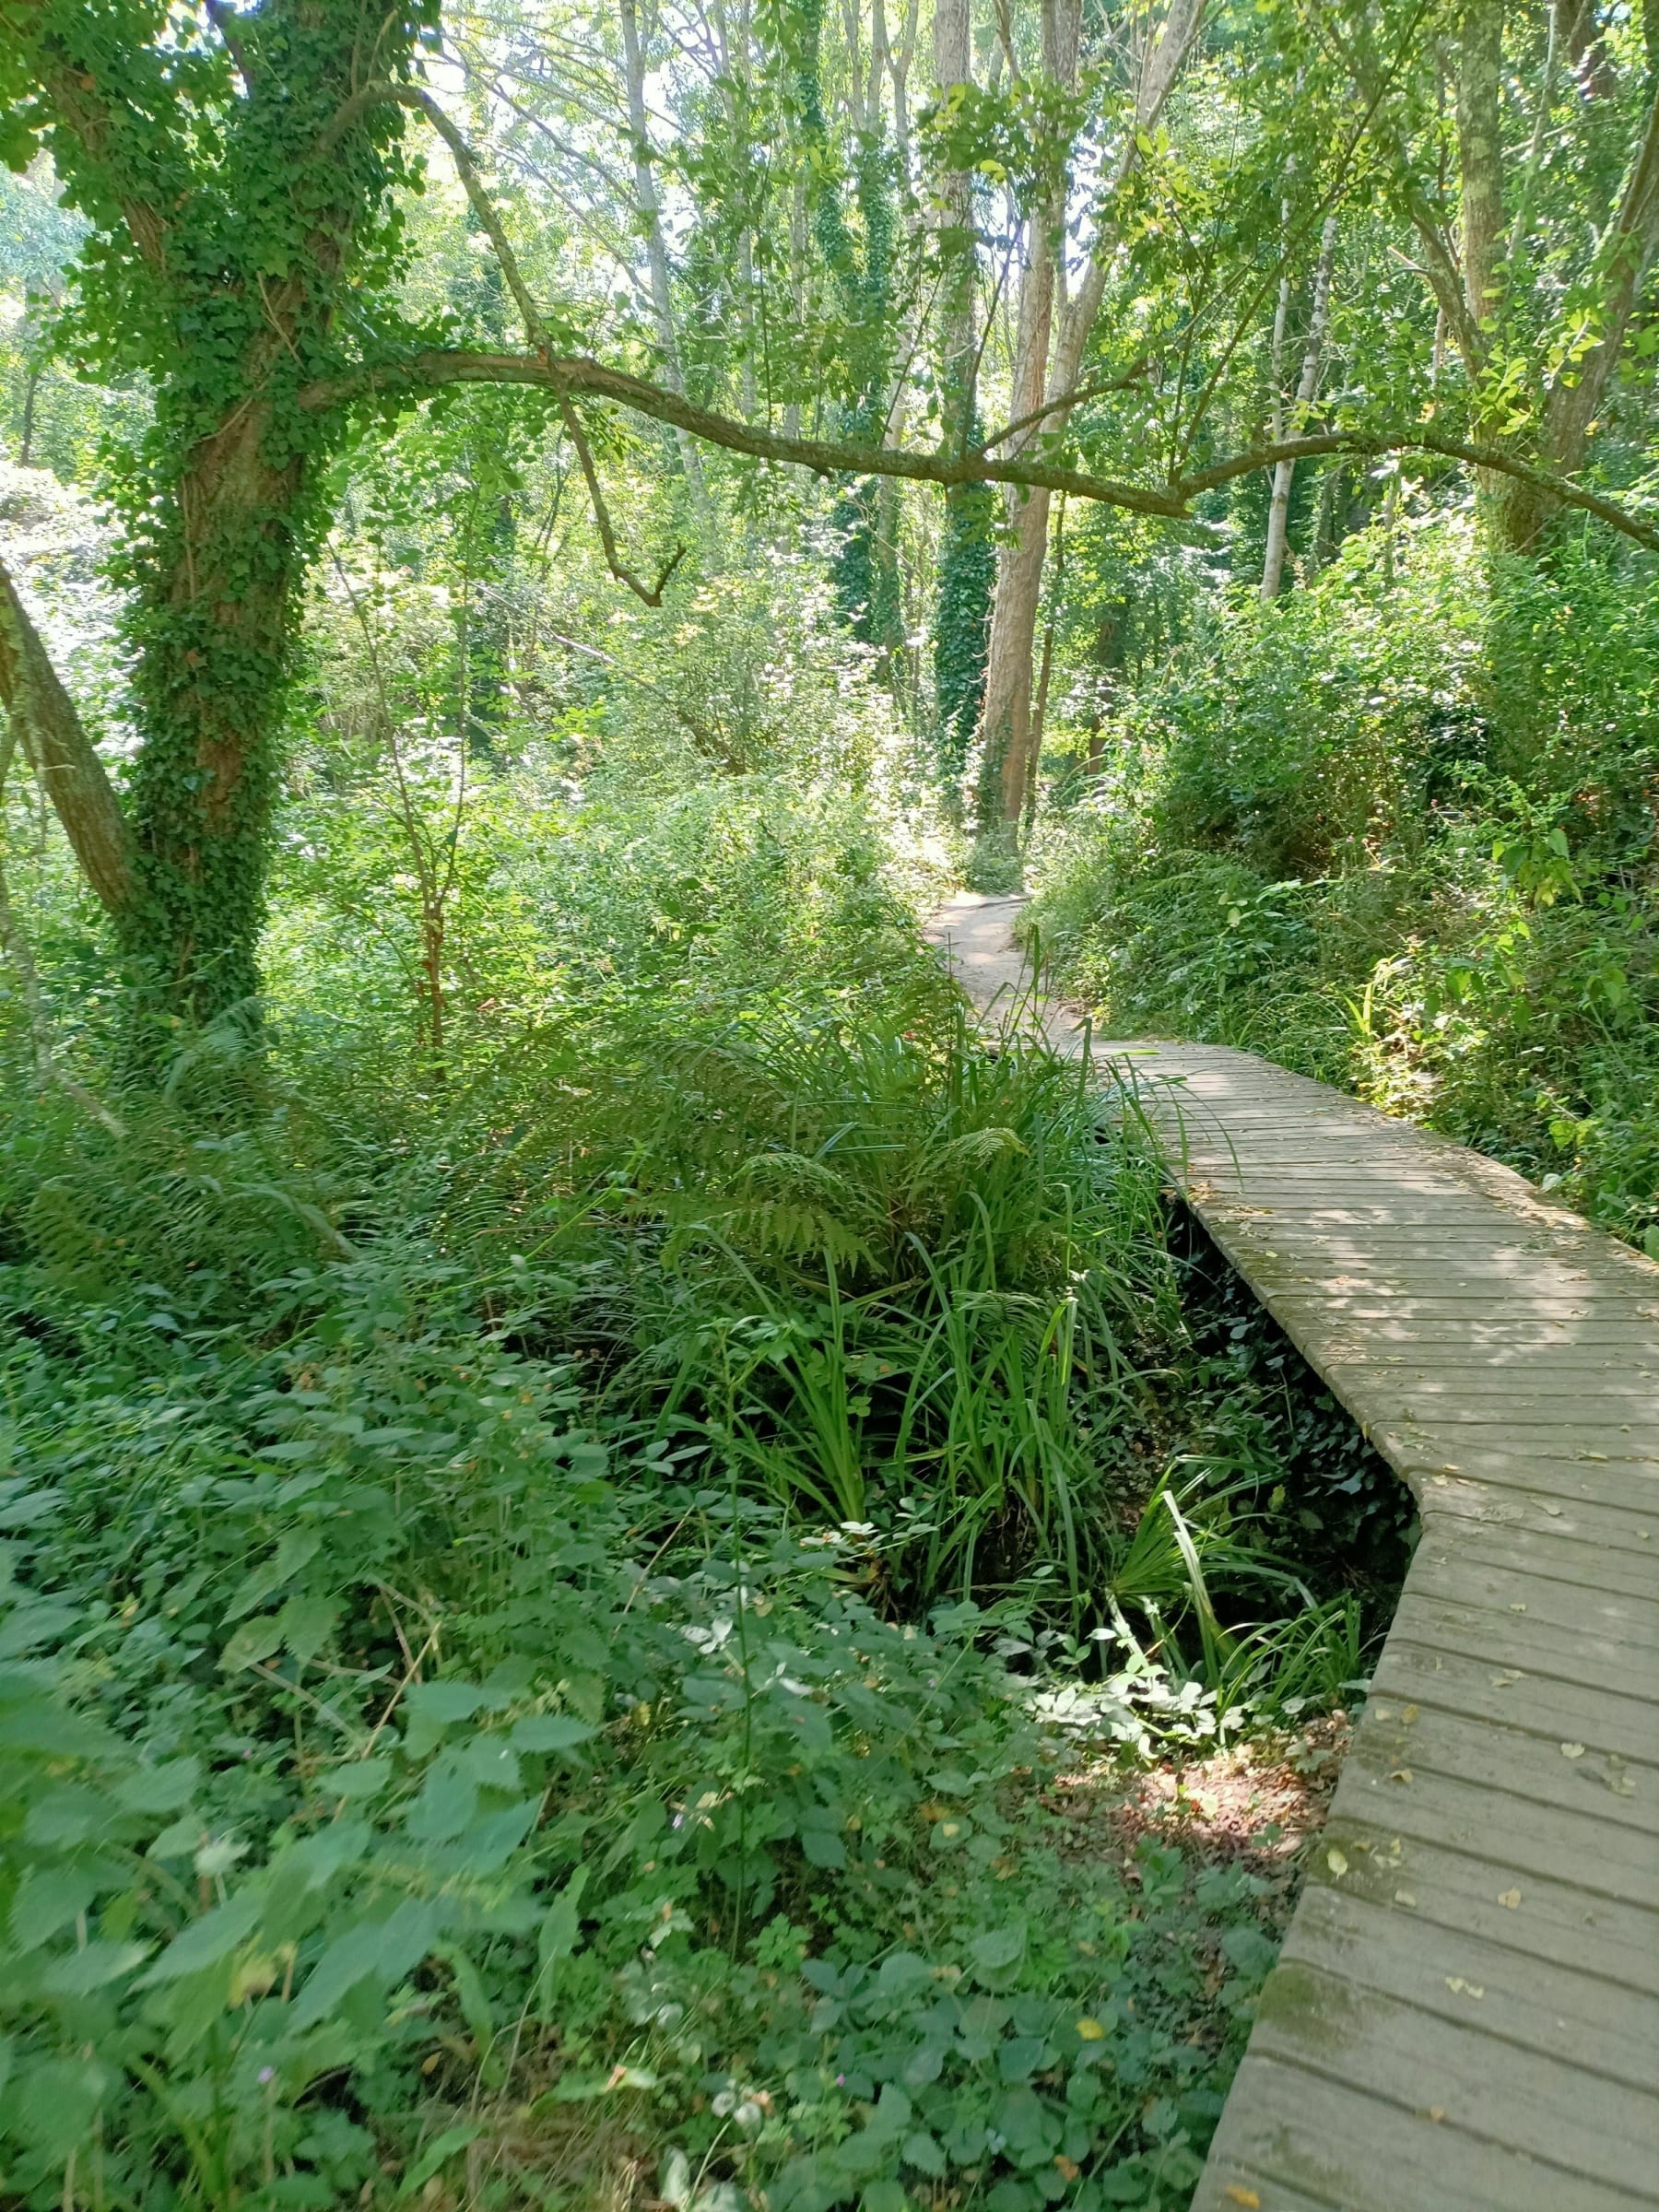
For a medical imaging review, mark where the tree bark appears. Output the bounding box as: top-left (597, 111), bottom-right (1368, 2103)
top-left (977, 0), bottom-right (1205, 832)
top-left (0, 551), bottom-right (132, 916)
top-left (972, 0), bottom-right (1077, 834)
top-left (1457, 0), bottom-right (1507, 347)
top-left (1261, 215), bottom-right (1338, 600)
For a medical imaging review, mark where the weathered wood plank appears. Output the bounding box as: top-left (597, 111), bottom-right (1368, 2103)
top-left (1194, 2054), bottom-right (1654, 2212)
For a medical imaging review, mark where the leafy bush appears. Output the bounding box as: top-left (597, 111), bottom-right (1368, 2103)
top-left (1030, 513), bottom-right (1659, 1249)
top-left (0, 1225), bottom-right (1284, 2212)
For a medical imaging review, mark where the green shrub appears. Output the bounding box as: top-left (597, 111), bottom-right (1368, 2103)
top-left (1030, 513), bottom-right (1659, 1248)
top-left (0, 1247), bottom-right (1281, 2212)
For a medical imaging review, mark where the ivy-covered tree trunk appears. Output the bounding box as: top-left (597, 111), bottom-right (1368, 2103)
top-left (119, 402), bottom-right (310, 1021)
top-left (930, 0), bottom-right (993, 778)
top-left (6, 0), bottom-right (429, 1030)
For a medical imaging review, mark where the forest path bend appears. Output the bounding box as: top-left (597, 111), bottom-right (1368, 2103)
top-left (923, 892), bottom-right (1659, 2212)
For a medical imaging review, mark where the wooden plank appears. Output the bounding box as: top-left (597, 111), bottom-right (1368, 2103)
top-left (1244, 1959), bottom-right (1659, 2190)
top-left (1365, 1641), bottom-right (1659, 1773)
top-left (1401, 1543), bottom-right (1659, 1645)
top-left (1196, 2054), bottom-right (1655, 2212)
top-left (1296, 1816), bottom-right (1659, 1994)
top-left (1280, 1880), bottom-right (1659, 2086)
top-left (1447, 1520), bottom-right (1659, 1600)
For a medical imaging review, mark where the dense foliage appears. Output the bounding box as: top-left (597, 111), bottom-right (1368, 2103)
top-left (6, 0), bottom-right (1659, 2201)
top-left (0, 802), bottom-right (1390, 2208)
top-left (1027, 512), bottom-right (1659, 1253)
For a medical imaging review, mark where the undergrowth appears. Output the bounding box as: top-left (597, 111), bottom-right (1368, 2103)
top-left (0, 1017), bottom-right (1396, 2212)
top-left (1026, 515), bottom-right (1659, 1253)
top-left (0, 763), bottom-right (1402, 2211)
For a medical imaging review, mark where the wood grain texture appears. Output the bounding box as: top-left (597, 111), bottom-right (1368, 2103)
top-left (923, 897), bottom-right (1659, 2212)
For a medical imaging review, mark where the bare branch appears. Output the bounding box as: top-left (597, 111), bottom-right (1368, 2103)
top-left (557, 397), bottom-right (687, 605)
top-left (977, 356), bottom-right (1156, 453)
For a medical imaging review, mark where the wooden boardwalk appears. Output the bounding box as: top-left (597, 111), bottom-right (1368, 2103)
top-left (924, 895), bottom-right (1659, 2212)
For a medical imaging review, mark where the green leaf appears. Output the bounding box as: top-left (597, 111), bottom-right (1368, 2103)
top-left (535, 1865), bottom-right (589, 2017)
top-left (218, 1617), bottom-right (283, 1673)
top-left (969, 1920), bottom-right (1027, 1988)
top-left (10, 1866), bottom-right (100, 1952)
top-left (509, 1713), bottom-right (596, 1755)
top-left (141, 1892), bottom-right (262, 1983)
top-left (397, 2124), bottom-right (486, 2197)
top-left (289, 1897), bottom-right (441, 2030)
top-left (225, 1531), bottom-right (322, 1621)
top-left (276, 1592), bottom-right (338, 1664)
top-left (41, 1940), bottom-right (150, 1994)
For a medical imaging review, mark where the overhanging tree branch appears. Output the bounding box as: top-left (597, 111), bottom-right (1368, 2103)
top-left (332, 83), bottom-right (688, 599)
top-left (300, 349), bottom-right (1194, 515)
top-left (300, 347), bottom-right (1659, 548)
top-left (1182, 429), bottom-right (1659, 549)
top-left (556, 396), bottom-right (687, 605)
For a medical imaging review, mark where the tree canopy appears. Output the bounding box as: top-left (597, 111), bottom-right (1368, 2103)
top-left (5, 0), bottom-right (1659, 1019)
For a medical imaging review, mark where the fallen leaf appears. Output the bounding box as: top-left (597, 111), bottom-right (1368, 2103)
top-left (1222, 2192), bottom-right (1261, 2209)
top-left (1509, 1603), bottom-right (1527, 1613)
top-left (1445, 1977), bottom-right (1485, 1999)
top-left (1076, 2018), bottom-right (1106, 2041)
top-left (1498, 1888), bottom-right (1521, 1909)
top-left (1325, 1847), bottom-right (1348, 1877)
top-left (1388, 1768), bottom-right (1414, 1783)
top-left (1394, 1889), bottom-right (1417, 1907)
top-left (1402, 1703), bottom-right (1419, 1722)
top-left (1561, 1742), bottom-right (1586, 1759)
top-left (1428, 2107), bottom-right (1446, 2123)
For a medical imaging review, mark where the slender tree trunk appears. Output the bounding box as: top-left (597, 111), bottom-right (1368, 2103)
top-left (976, 0), bottom-right (1205, 832)
top-left (972, 0), bottom-right (1074, 832)
top-left (931, 0), bottom-right (995, 771)
top-left (618, 0), bottom-right (710, 501)
top-left (785, 171), bottom-right (807, 439)
top-left (1261, 215), bottom-right (1337, 599)
top-left (0, 552), bottom-right (132, 914)
top-left (1456, 0), bottom-right (1506, 344)
top-left (18, 362), bottom-right (41, 469)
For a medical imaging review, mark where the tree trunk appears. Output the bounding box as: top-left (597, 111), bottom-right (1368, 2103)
top-left (1500, 81), bottom-right (1659, 547)
top-left (618, 0), bottom-right (710, 501)
top-left (121, 398), bottom-right (310, 1022)
top-left (0, 552), bottom-right (132, 915)
top-left (931, 0), bottom-right (995, 771)
top-left (1261, 215), bottom-right (1338, 599)
top-left (1456, 0), bottom-right (1506, 344)
top-left (975, 0), bottom-right (1205, 834)
top-left (971, 0), bottom-right (1074, 834)
top-left (7, 0), bottom-right (427, 1031)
